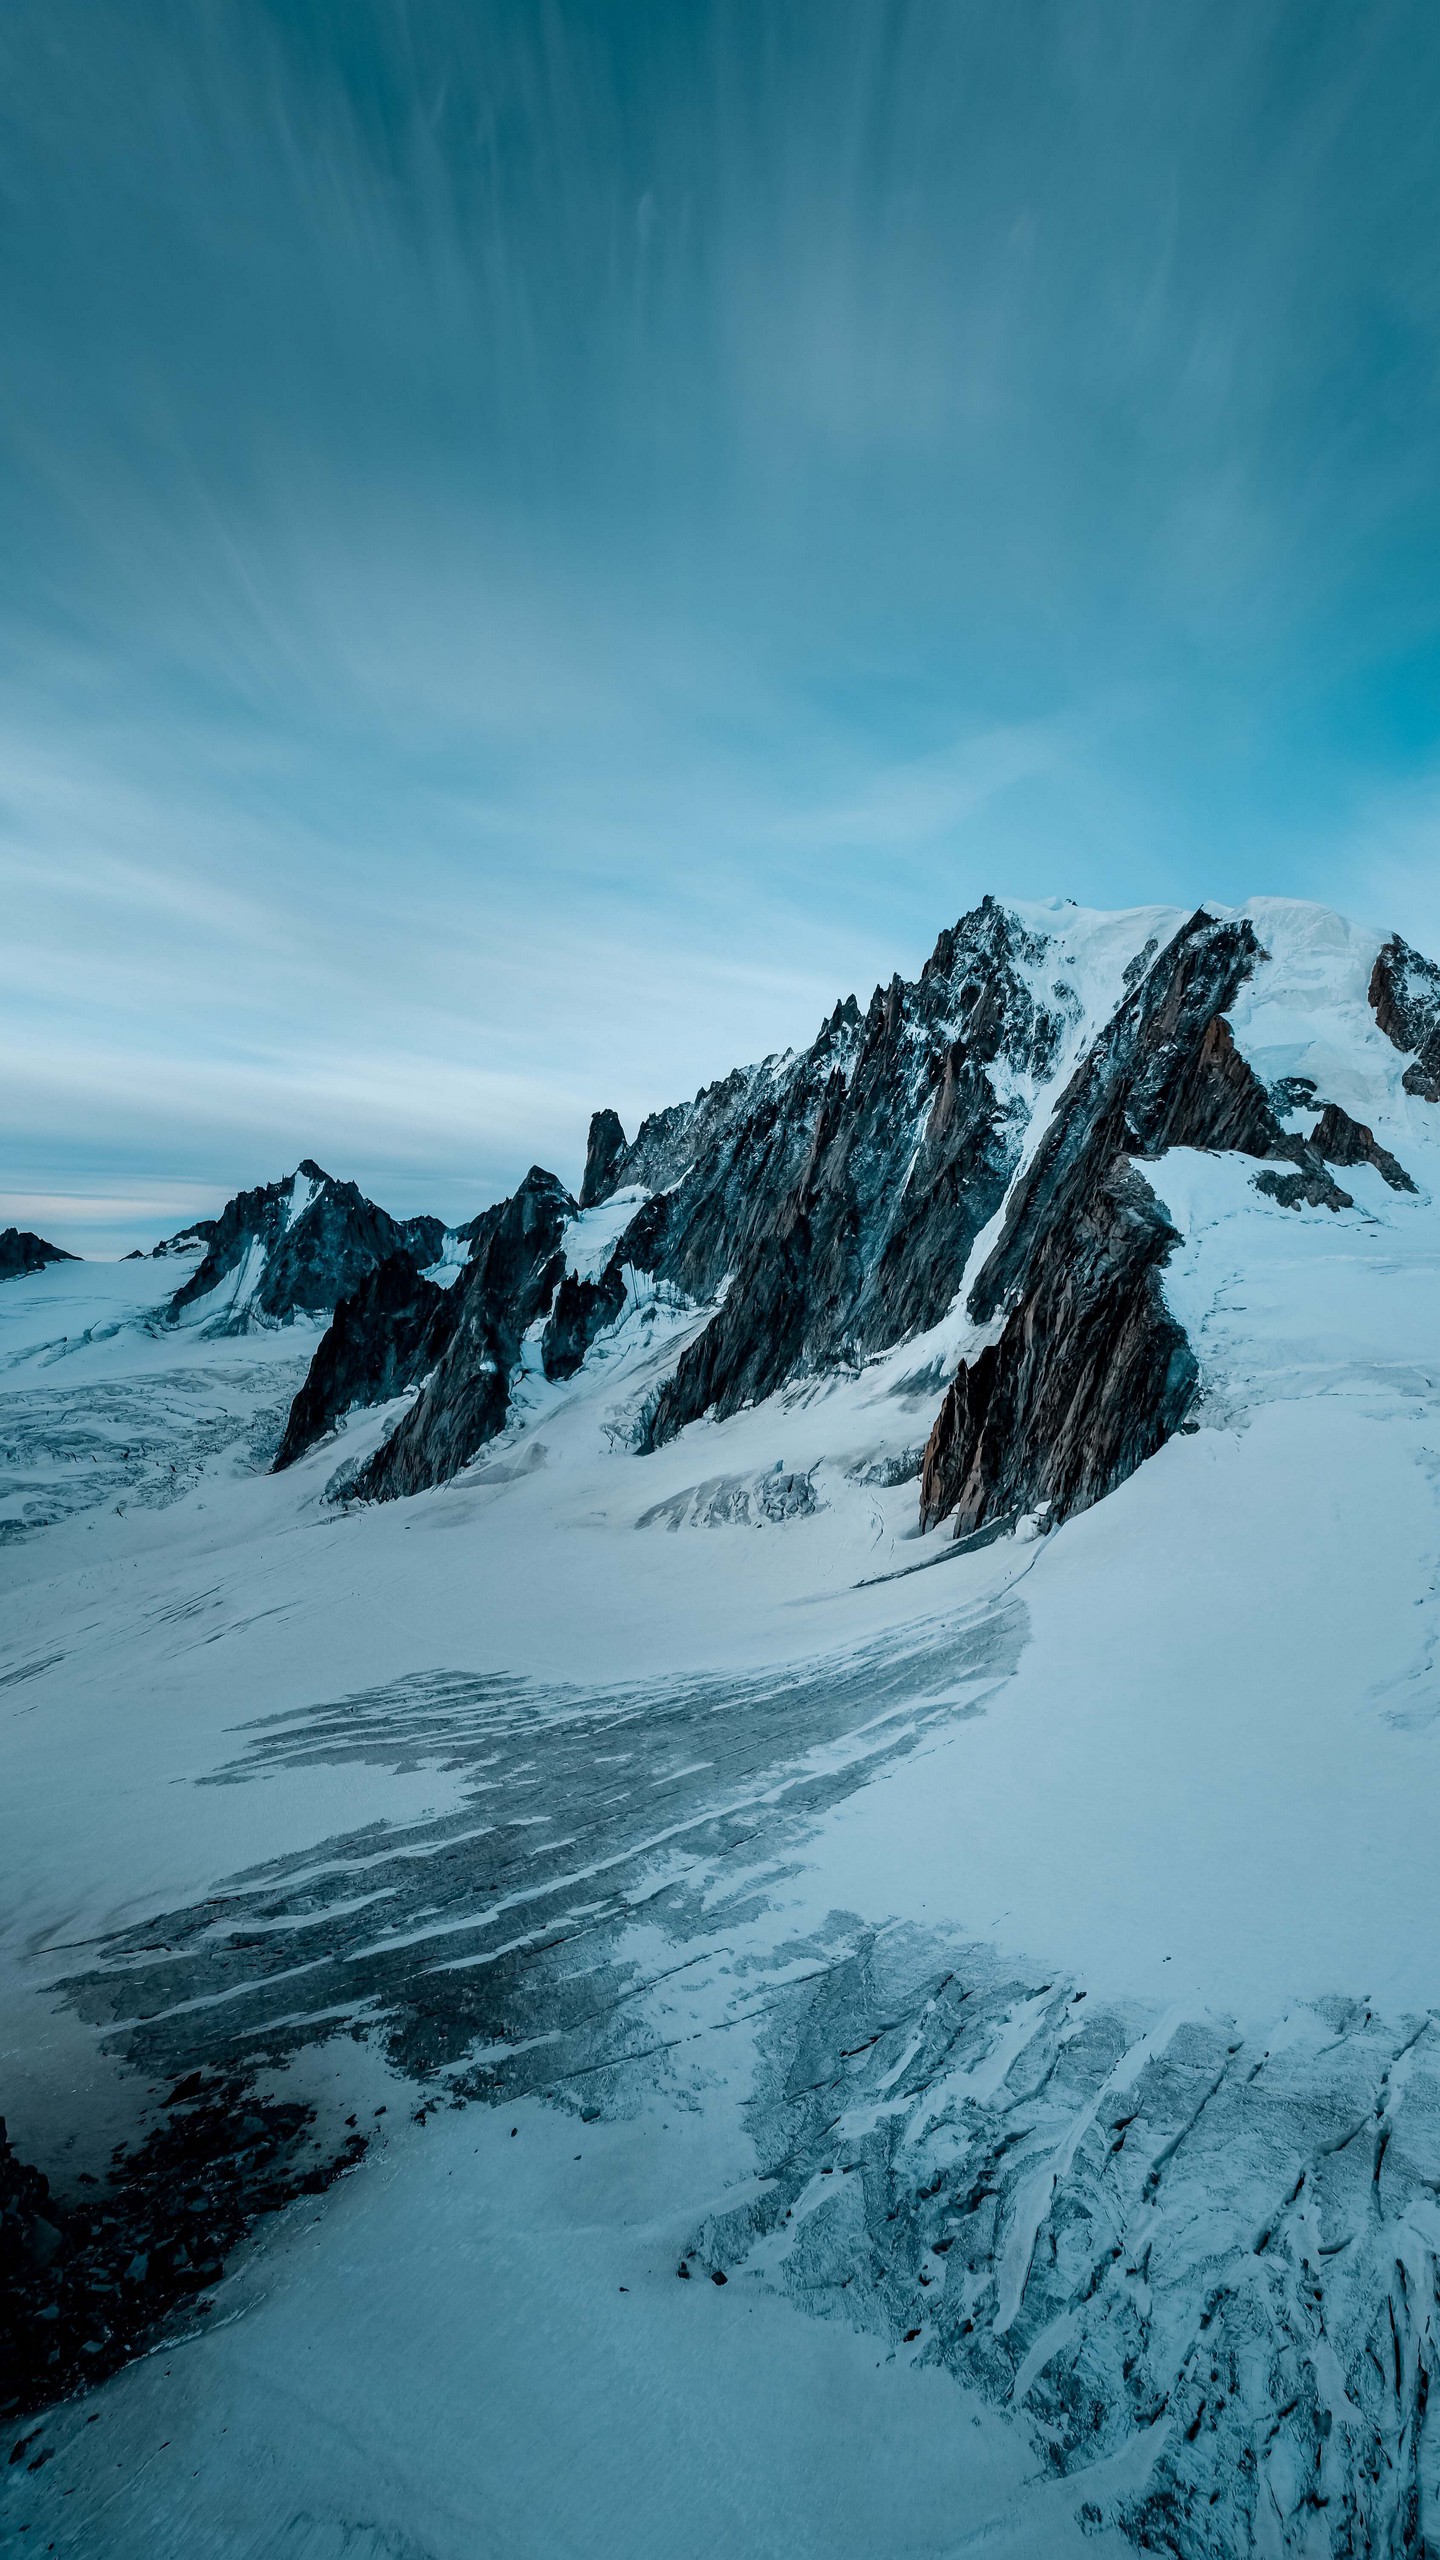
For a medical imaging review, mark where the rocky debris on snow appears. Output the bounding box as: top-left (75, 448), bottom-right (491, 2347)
top-left (167, 1161), bottom-right (444, 1332)
top-left (636, 1466), bottom-right (821, 1530)
top-left (272, 1255), bottom-right (457, 1470)
top-left (920, 911), bottom-right (1353, 1541)
top-left (0, 2084), bottom-right (364, 2421)
top-left (1370, 932), bottom-right (1440, 1101)
top-left (0, 1232), bottom-right (77, 1284)
top-left (1252, 1164), bottom-right (1356, 1209)
top-left (846, 1445), bottom-right (926, 1488)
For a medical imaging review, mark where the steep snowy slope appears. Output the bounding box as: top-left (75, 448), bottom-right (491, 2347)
top-left (5, 897), bottom-right (1440, 2560)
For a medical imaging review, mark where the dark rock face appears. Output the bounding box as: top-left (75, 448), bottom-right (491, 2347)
top-left (579, 1108), bottom-right (627, 1209)
top-left (597, 1061), bottom-right (775, 1211)
top-left (272, 1256), bottom-right (457, 1471)
top-left (275, 1173), bottom-right (643, 1478)
top-left (965, 918), bottom-right (1345, 1342)
top-left (540, 1266), bottom-right (626, 1384)
top-left (0, 1231), bottom-right (76, 1283)
top-left (394, 1214), bottom-right (447, 1268)
top-left (168, 1162), bottom-right (441, 1330)
top-left (920, 910), bottom-right (1355, 1541)
top-left (920, 1164), bottom-right (1197, 1537)
top-left (357, 1168), bottom-right (575, 1499)
top-left (636, 899), bottom-right (1070, 1444)
top-left (1309, 1100), bottom-right (1415, 1192)
top-left (1370, 933), bottom-right (1440, 1100)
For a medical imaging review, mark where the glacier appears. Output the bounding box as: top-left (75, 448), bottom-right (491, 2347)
top-left (4, 897), bottom-right (1440, 2556)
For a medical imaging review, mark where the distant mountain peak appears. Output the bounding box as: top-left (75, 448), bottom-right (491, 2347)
top-left (165, 1163), bottom-right (444, 1333)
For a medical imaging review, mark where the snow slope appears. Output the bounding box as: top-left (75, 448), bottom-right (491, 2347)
top-left (6, 897), bottom-right (1440, 2557)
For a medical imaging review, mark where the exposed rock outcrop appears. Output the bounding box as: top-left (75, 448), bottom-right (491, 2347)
top-left (1309, 1099), bottom-right (1415, 1191)
top-left (919, 1163), bottom-right (1197, 1537)
top-left (921, 910), bottom-right (1354, 1540)
top-left (638, 899), bottom-right (1071, 1443)
top-left (1252, 1164), bottom-right (1355, 1210)
top-left (964, 920), bottom-right (1346, 1344)
top-left (168, 1162), bottom-right (442, 1331)
top-left (148, 1219), bottom-right (217, 1259)
top-left (1370, 932), bottom-right (1440, 1100)
top-left (0, 1230), bottom-right (77, 1283)
top-left (272, 1256), bottom-right (457, 1470)
top-left (539, 1265), bottom-right (626, 1385)
top-left (579, 1108), bottom-right (627, 1209)
top-left (394, 1214), bottom-right (448, 1267)
top-left (271, 1176), bottom-right (664, 1476)
top-left (356, 1168), bottom-right (575, 1499)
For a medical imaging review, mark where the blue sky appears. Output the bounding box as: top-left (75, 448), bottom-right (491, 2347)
top-left (5, 0), bottom-right (1440, 1252)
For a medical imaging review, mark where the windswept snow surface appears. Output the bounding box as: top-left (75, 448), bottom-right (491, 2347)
top-left (6, 899), bottom-right (1440, 2556)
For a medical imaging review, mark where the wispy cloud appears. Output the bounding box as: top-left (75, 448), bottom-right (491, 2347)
top-left (5, 0), bottom-right (1440, 1249)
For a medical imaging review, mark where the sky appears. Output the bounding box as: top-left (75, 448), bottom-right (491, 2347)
top-left (5, 0), bottom-right (1440, 1254)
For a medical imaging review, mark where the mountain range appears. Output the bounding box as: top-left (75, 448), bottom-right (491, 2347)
top-left (121, 894), bottom-right (1440, 1552)
top-left (6, 892), bottom-right (1440, 2560)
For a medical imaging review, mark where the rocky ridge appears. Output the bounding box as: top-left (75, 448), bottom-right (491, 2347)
top-left (279, 898), bottom-right (1080, 1480)
top-left (920, 909), bottom-right (1354, 1537)
top-left (638, 898), bottom-right (1070, 1445)
top-left (274, 898), bottom-right (1438, 1537)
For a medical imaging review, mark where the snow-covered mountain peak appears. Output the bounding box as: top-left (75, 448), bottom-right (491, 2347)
top-left (272, 892), bottom-right (1440, 1523)
top-left (164, 1162), bottom-right (445, 1335)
